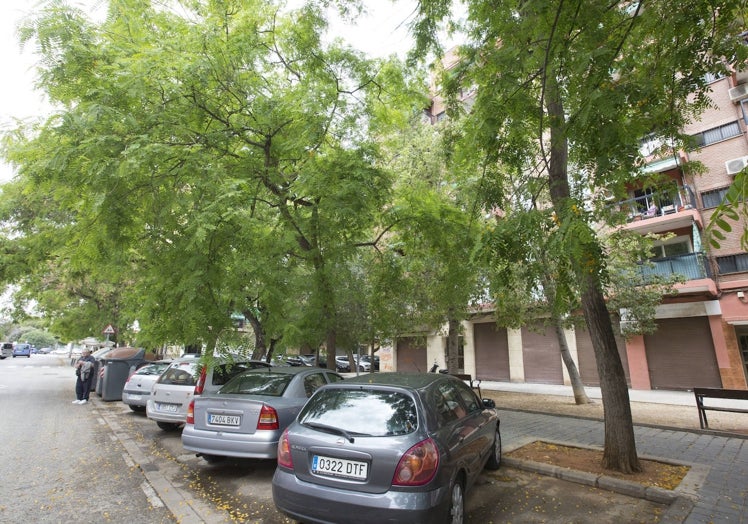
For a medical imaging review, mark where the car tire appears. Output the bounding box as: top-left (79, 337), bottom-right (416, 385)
top-left (447, 477), bottom-right (465, 524)
top-left (485, 427), bottom-right (502, 470)
top-left (201, 454), bottom-right (227, 465)
top-left (128, 405), bottom-right (146, 412)
top-left (156, 421), bottom-right (182, 431)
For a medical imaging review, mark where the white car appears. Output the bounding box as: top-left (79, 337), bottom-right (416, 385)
top-left (146, 357), bottom-right (271, 431)
top-left (121, 360), bottom-right (172, 411)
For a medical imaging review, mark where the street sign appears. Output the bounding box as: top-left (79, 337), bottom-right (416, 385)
top-left (103, 324), bottom-right (116, 335)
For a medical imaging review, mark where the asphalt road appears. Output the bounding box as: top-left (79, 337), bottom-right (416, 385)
top-left (1, 355), bottom-right (669, 523)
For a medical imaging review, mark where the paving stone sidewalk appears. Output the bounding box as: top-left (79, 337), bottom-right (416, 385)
top-left (498, 408), bottom-right (748, 523)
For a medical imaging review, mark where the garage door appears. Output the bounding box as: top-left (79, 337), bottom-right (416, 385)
top-left (576, 320), bottom-right (631, 387)
top-left (473, 322), bottom-right (510, 381)
top-left (521, 322), bottom-right (563, 384)
top-left (644, 317), bottom-right (721, 390)
top-left (396, 337), bottom-right (427, 372)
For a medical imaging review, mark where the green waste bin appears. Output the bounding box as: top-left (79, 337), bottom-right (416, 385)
top-left (100, 347), bottom-right (147, 401)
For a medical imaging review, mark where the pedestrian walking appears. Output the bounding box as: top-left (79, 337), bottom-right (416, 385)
top-left (73, 348), bottom-right (96, 404)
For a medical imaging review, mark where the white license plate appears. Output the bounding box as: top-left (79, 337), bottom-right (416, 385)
top-left (208, 414), bottom-right (241, 426)
top-left (312, 455), bottom-right (368, 480)
top-left (127, 394), bottom-right (142, 401)
top-left (157, 402), bottom-right (179, 413)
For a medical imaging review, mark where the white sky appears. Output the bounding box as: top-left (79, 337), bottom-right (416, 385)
top-left (0, 0), bottom-right (428, 183)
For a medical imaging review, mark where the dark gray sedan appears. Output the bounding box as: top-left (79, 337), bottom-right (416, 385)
top-left (182, 366), bottom-right (344, 464)
top-left (272, 372), bottom-right (501, 524)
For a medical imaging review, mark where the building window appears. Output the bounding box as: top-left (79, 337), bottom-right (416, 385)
top-left (717, 253), bottom-right (748, 274)
top-left (689, 121), bottom-right (742, 148)
top-left (650, 237), bottom-right (691, 259)
top-left (703, 71), bottom-right (725, 84)
top-left (701, 186), bottom-right (730, 208)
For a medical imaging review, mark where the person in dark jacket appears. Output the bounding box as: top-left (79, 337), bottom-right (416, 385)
top-left (73, 348), bottom-right (96, 404)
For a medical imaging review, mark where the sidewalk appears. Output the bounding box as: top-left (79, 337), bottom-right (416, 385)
top-left (482, 381), bottom-right (748, 523)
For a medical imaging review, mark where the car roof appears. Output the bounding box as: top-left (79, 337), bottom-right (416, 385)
top-left (341, 372), bottom-right (448, 390)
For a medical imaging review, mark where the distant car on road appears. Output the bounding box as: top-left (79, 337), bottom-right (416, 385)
top-left (12, 343), bottom-right (32, 358)
top-left (0, 342), bottom-right (12, 359)
top-left (272, 372), bottom-right (501, 524)
top-left (182, 366), bottom-right (344, 464)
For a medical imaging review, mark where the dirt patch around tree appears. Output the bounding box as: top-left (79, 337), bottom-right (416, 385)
top-left (506, 441), bottom-right (690, 490)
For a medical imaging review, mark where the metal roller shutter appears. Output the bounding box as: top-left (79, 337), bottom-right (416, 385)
top-left (521, 322), bottom-right (563, 384)
top-left (396, 337), bottom-right (427, 373)
top-left (575, 321), bottom-right (631, 387)
top-left (473, 322), bottom-right (510, 381)
top-left (644, 317), bottom-right (721, 390)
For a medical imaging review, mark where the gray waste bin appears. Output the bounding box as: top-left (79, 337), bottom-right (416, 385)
top-left (100, 347), bottom-right (147, 401)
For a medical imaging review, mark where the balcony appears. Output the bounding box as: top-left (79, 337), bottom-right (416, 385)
top-left (639, 252), bottom-right (711, 282)
top-left (614, 184), bottom-right (701, 234)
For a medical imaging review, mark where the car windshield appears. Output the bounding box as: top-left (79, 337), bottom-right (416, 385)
top-left (219, 371), bottom-right (292, 396)
top-left (137, 363), bottom-right (170, 376)
top-left (299, 389), bottom-right (418, 436)
top-left (159, 362), bottom-right (198, 385)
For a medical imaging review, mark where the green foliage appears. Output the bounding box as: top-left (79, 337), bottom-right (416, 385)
top-left (707, 167), bottom-right (748, 249)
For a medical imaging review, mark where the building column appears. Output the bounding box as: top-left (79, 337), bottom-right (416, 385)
top-left (507, 327), bottom-right (524, 382)
top-left (625, 335), bottom-right (651, 390)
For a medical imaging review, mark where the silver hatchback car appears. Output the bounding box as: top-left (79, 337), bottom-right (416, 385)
top-left (182, 366), bottom-right (344, 464)
top-left (272, 372), bottom-right (501, 524)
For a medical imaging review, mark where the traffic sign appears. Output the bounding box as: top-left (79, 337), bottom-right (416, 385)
top-left (103, 324), bottom-right (116, 335)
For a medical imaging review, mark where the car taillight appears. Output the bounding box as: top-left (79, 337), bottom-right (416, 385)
top-left (392, 438), bottom-right (439, 486)
top-left (257, 405), bottom-right (279, 430)
top-left (194, 367), bottom-right (207, 395)
top-left (186, 400), bottom-right (195, 425)
top-left (277, 428), bottom-right (293, 468)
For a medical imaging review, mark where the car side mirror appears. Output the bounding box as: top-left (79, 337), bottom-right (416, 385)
top-left (482, 398), bottom-right (496, 409)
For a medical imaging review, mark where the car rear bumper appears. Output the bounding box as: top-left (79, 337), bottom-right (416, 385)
top-left (271, 468), bottom-right (449, 524)
top-left (182, 425), bottom-right (279, 459)
top-left (146, 401), bottom-right (187, 423)
top-left (122, 391), bottom-right (150, 407)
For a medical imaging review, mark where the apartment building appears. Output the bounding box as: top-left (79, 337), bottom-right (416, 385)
top-left (390, 50), bottom-right (748, 392)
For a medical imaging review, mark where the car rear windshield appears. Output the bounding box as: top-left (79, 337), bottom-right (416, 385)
top-left (158, 362), bottom-right (198, 385)
top-left (299, 389), bottom-right (417, 436)
top-left (219, 371), bottom-right (292, 396)
top-left (137, 363), bottom-right (170, 376)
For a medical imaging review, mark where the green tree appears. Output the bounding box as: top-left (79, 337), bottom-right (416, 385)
top-left (410, 0), bottom-right (746, 473)
top-left (1, 0), bottom-right (418, 362)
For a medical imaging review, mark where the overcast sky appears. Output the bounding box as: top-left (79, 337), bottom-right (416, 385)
top-left (0, 0), bottom-right (427, 183)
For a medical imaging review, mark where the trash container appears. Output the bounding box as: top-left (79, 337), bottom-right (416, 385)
top-left (100, 347), bottom-right (150, 401)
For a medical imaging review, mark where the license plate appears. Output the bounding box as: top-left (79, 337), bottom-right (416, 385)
top-left (127, 394), bottom-right (142, 401)
top-left (312, 455), bottom-right (368, 480)
top-left (208, 414), bottom-right (241, 426)
top-left (157, 402), bottom-right (179, 413)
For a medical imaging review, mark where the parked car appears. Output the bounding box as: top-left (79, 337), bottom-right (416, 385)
top-left (121, 360), bottom-right (172, 411)
top-left (360, 354), bottom-right (380, 371)
top-left (182, 366), bottom-right (344, 464)
top-left (286, 354), bottom-right (326, 367)
top-left (335, 354), bottom-right (371, 372)
top-left (12, 343), bottom-right (32, 358)
top-left (0, 342), bottom-right (12, 359)
top-left (146, 357), bottom-right (270, 431)
top-left (334, 355), bottom-right (351, 372)
top-left (272, 372), bottom-right (501, 524)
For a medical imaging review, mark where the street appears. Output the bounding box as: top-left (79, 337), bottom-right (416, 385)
top-left (0, 355), bottom-right (674, 524)
top-left (0, 353), bottom-right (175, 523)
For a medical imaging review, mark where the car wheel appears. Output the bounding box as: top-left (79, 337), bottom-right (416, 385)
top-left (128, 405), bottom-right (146, 412)
top-left (485, 427), bottom-right (502, 470)
top-left (201, 454), bottom-right (227, 465)
top-left (447, 477), bottom-right (465, 524)
top-left (156, 421), bottom-right (182, 431)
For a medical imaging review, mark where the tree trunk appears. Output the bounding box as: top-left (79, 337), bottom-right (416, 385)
top-left (552, 316), bottom-right (592, 405)
top-left (445, 310), bottom-right (460, 373)
top-left (546, 75), bottom-right (641, 473)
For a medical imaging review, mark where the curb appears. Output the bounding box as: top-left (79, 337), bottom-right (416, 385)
top-left (91, 399), bottom-right (230, 523)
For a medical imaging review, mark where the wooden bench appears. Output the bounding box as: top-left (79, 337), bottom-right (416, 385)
top-left (452, 373), bottom-right (482, 398)
top-left (693, 387), bottom-right (748, 429)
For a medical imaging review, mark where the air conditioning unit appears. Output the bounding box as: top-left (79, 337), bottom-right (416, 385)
top-left (728, 83), bottom-right (748, 102)
top-left (725, 156), bottom-right (748, 175)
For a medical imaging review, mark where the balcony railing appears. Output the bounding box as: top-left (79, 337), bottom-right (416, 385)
top-left (638, 252), bottom-right (712, 282)
top-left (617, 184), bottom-right (696, 223)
